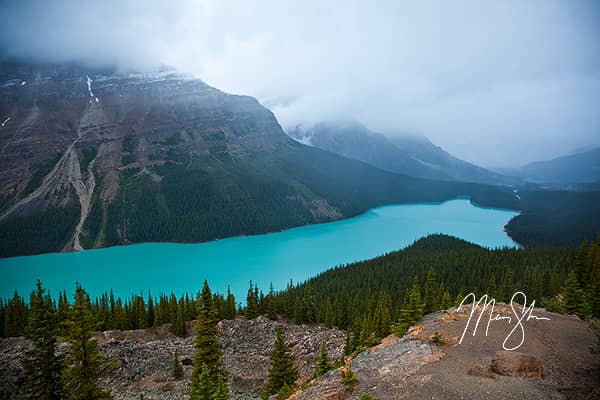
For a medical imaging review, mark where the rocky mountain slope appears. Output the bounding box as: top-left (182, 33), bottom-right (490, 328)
top-left (1, 307), bottom-right (598, 400)
top-left (288, 121), bottom-right (513, 184)
top-left (0, 61), bottom-right (520, 257)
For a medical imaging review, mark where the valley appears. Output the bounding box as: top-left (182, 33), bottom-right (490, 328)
top-left (1, 3), bottom-right (599, 400)
top-left (2, 62), bottom-right (598, 260)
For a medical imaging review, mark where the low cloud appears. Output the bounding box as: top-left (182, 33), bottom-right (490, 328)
top-left (1, 0), bottom-right (599, 166)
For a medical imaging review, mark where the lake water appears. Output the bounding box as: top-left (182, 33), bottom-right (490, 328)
top-left (0, 198), bottom-right (518, 301)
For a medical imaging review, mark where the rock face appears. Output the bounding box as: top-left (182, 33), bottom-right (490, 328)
top-left (0, 61), bottom-right (343, 256)
top-left (293, 305), bottom-right (600, 400)
top-left (0, 337), bottom-right (30, 400)
top-left (491, 351), bottom-right (544, 378)
top-left (294, 336), bottom-right (445, 400)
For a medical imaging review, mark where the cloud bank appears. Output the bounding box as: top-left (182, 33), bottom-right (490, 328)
top-left (1, 0), bottom-right (599, 166)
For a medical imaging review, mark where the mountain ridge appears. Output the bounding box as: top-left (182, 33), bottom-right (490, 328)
top-left (498, 147), bottom-right (600, 184)
top-left (288, 121), bottom-right (514, 185)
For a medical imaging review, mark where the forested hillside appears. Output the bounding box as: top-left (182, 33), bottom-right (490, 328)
top-left (505, 190), bottom-right (600, 247)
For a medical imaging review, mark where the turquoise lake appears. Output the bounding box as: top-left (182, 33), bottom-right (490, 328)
top-left (0, 198), bottom-right (518, 301)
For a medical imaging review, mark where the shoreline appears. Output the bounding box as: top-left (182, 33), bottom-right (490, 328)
top-left (0, 196), bottom-right (520, 261)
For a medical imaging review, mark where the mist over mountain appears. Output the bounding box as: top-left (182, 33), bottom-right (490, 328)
top-left (2, 0), bottom-right (600, 166)
top-left (288, 121), bottom-right (513, 184)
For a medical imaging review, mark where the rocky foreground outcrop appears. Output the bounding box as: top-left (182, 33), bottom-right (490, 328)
top-left (0, 316), bottom-right (345, 400)
top-left (1, 306), bottom-right (599, 400)
top-left (293, 304), bottom-right (600, 400)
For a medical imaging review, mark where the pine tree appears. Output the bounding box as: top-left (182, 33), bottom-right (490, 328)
top-left (423, 270), bottom-right (437, 313)
top-left (439, 290), bottom-right (452, 309)
top-left (342, 366), bottom-right (358, 392)
top-left (171, 351), bottom-right (184, 379)
top-left (224, 286), bottom-right (237, 320)
top-left (372, 292), bottom-right (392, 339)
top-left (194, 364), bottom-right (213, 400)
top-left (213, 374), bottom-right (229, 400)
top-left (264, 327), bottom-right (298, 397)
top-left (562, 271), bottom-right (591, 317)
top-left (314, 342), bottom-right (332, 378)
top-left (4, 290), bottom-right (27, 337)
top-left (190, 280), bottom-right (228, 400)
top-left (301, 286), bottom-right (316, 323)
top-left (501, 267), bottom-right (513, 303)
top-left (63, 283), bottom-right (112, 400)
top-left (246, 281), bottom-right (259, 319)
top-left (57, 290), bottom-right (69, 328)
top-left (109, 290), bottom-right (116, 328)
top-left (171, 298), bottom-right (186, 337)
top-left (20, 279), bottom-right (64, 400)
top-left (343, 329), bottom-right (353, 357)
top-left (147, 292), bottom-right (155, 328)
top-left (266, 283), bottom-right (277, 320)
top-left (391, 279), bottom-right (424, 337)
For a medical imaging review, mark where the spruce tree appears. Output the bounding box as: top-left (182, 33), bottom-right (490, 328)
top-left (190, 280), bottom-right (228, 400)
top-left (266, 283), bottom-right (277, 320)
top-left (171, 351), bottom-right (184, 379)
top-left (423, 270), bottom-right (437, 313)
top-left (213, 374), bottom-right (229, 400)
top-left (391, 279), bottom-right (424, 337)
top-left (501, 267), bottom-right (513, 303)
top-left (373, 292), bottom-right (392, 338)
top-left (63, 283), bottom-right (112, 400)
top-left (264, 327), bottom-right (298, 397)
top-left (57, 290), bottom-right (69, 328)
top-left (4, 290), bottom-right (27, 337)
top-left (343, 330), bottom-right (353, 357)
top-left (562, 271), bottom-right (591, 317)
top-left (246, 281), bottom-right (259, 319)
top-left (21, 279), bottom-right (64, 400)
top-left (194, 364), bottom-right (213, 400)
top-left (342, 366), bottom-right (358, 392)
top-left (171, 298), bottom-right (186, 337)
top-left (301, 286), bottom-right (317, 323)
top-left (147, 292), bottom-right (155, 328)
top-left (315, 342), bottom-right (332, 378)
top-left (224, 286), bottom-right (237, 320)
top-left (439, 290), bottom-right (452, 310)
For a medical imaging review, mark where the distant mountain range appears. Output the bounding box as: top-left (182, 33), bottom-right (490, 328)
top-left (497, 147), bottom-right (600, 185)
top-left (288, 121), bottom-right (514, 185)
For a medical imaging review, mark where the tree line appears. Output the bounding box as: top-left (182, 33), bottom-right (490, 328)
top-left (3, 234), bottom-right (599, 344)
top-left (13, 278), bottom-right (232, 400)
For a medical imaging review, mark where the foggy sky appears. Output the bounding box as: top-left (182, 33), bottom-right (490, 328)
top-left (1, 0), bottom-right (599, 167)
